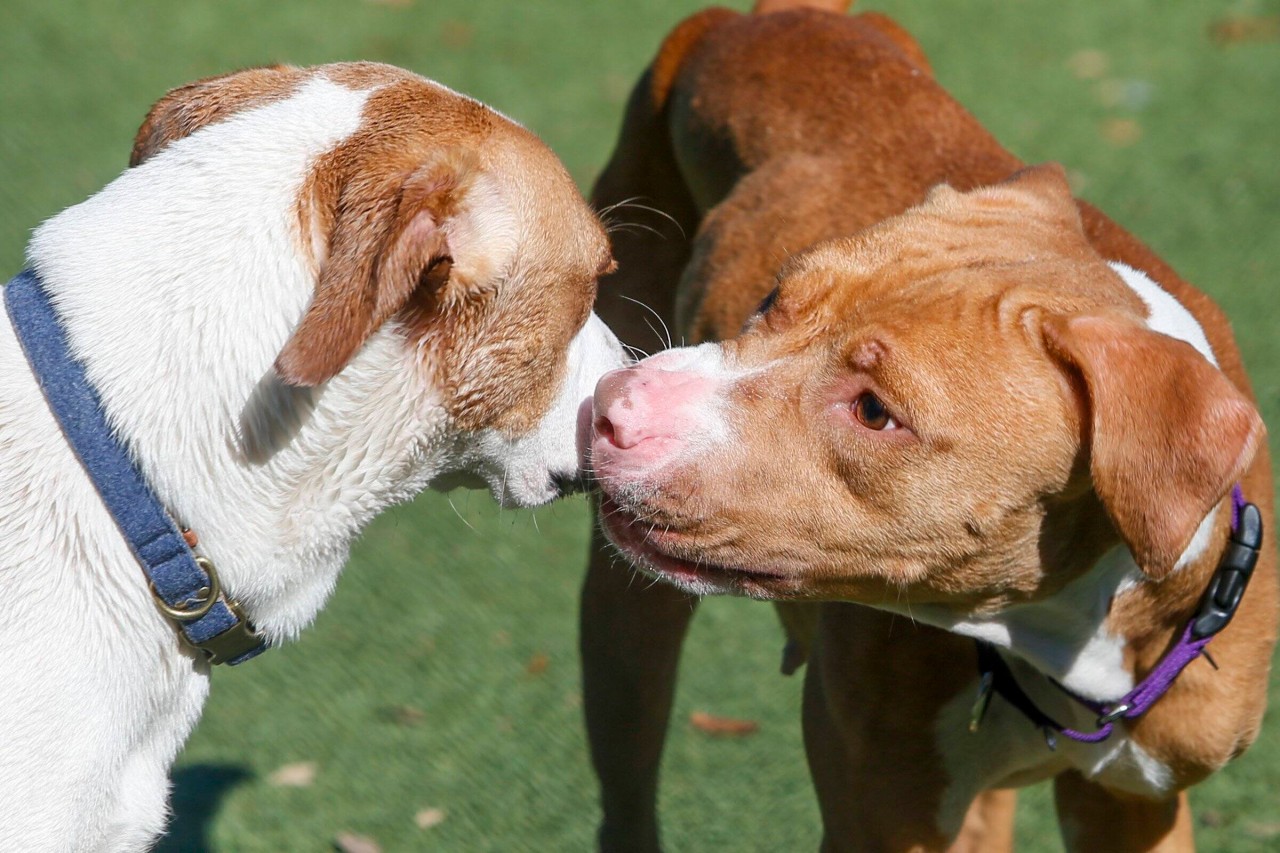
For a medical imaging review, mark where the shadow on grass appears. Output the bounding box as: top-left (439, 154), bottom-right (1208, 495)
top-left (155, 763), bottom-right (253, 852)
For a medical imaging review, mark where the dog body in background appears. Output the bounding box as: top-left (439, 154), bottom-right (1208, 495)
top-left (0, 62), bottom-right (623, 850)
top-left (584, 3), bottom-right (1274, 850)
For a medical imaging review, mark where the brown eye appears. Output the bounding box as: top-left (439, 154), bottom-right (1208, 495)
top-left (853, 393), bottom-right (896, 430)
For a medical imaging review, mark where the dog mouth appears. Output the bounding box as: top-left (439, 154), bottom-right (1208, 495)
top-left (597, 493), bottom-right (793, 598)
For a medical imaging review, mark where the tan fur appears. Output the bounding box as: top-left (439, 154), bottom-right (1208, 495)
top-left (754, 0), bottom-right (851, 15)
top-left (583, 5), bottom-right (1276, 851)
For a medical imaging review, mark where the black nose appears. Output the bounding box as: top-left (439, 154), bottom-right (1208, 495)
top-left (551, 471), bottom-right (589, 498)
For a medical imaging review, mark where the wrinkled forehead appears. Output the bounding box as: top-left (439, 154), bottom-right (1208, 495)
top-left (758, 248), bottom-right (1146, 414)
top-left (780, 203), bottom-right (1139, 331)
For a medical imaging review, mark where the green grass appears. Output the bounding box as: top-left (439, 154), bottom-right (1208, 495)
top-left (2, 0), bottom-right (1279, 850)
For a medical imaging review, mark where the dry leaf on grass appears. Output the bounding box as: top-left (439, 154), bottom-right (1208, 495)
top-left (380, 704), bottom-right (426, 727)
top-left (415, 807), bottom-right (448, 829)
top-left (1101, 118), bottom-right (1142, 147)
top-left (526, 652), bottom-right (550, 676)
top-left (1245, 821), bottom-right (1280, 840)
top-left (334, 831), bottom-right (381, 853)
top-left (689, 711), bottom-right (759, 737)
top-left (1066, 49), bottom-right (1108, 80)
top-left (268, 761), bottom-right (317, 787)
top-left (1209, 15), bottom-right (1280, 46)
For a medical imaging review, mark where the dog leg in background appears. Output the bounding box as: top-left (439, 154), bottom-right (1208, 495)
top-left (1053, 772), bottom-right (1193, 853)
top-left (802, 604), bottom-right (1018, 852)
top-left (582, 526), bottom-right (699, 853)
top-left (579, 14), bottom-right (718, 852)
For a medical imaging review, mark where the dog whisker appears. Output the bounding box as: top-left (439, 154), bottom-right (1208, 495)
top-left (620, 295), bottom-right (674, 350)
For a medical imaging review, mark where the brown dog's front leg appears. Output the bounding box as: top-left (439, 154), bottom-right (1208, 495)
top-left (804, 604), bottom-right (983, 852)
top-left (948, 790), bottom-right (1016, 853)
top-left (1053, 771), bottom-right (1194, 852)
top-left (581, 524), bottom-right (699, 853)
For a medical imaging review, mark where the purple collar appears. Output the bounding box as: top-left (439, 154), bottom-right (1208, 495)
top-left (971, 485), bottom-right (1262, 748)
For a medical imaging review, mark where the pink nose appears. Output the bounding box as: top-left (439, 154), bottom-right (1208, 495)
top-left (592, 368), bottom-right (645, 449)
top-left (591, 364), bottom-right (716, 470)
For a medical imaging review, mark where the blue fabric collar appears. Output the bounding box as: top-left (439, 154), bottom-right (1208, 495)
top-left (4, 269), bottom-right (265, 665)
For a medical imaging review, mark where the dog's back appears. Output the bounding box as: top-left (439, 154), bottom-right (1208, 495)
top-left (603, 5), bottom-right (1247, 364)
top-left (592, 5), bottom-right (1013, 343)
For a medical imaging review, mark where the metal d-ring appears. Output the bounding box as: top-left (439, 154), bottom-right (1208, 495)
top-left (151, 556), bottom-right (222, 622)
top-left (1096, 703), bottom-right (1131, 727)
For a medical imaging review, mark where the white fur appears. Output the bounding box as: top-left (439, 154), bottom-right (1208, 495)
top-left (1110, 261), bottom-right (1218, 366)
top-left (932, 649), bottom-right (1174, 839)
top-left (0, 73), bottom-right (622, 850)
top-left (901, 545), bottom-right (1139, 701)
top-left (1109, 260), bottom-right (1223, 578)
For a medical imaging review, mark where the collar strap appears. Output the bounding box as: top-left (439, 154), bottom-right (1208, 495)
top-left (972, 486), bottom-right (1261, 747)
top-left (4, 270), bottom-right (266, 665)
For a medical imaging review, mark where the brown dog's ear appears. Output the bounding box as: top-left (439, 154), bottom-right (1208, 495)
top-left (273, 156), bottom-right (475, 386)
top-left (131, 65), bottom-right (304, 167)
top-left (1043, 312), bottom-right (1264, 577)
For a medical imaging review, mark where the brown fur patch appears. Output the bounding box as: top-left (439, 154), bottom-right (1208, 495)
top-left (284, 66), bottom-right (606, 431)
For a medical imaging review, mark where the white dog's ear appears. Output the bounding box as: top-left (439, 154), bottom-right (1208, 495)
top-left (1043, 312), bottom-right (1264, 578)
top-left (274, 154), bottom-right (477, 386)
top-left (130, 65), bottom-right (304, 167)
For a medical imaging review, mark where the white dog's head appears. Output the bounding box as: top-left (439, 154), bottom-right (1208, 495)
top-left (127, 63), bottom-right (625, 509)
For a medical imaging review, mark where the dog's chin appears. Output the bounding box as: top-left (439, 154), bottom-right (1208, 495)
top-left (430, 462), bottom-right (586, 509)
top-left (597, 493), bottom-right (793, 600)
top-left (427, 469), bottom-right (552, 508)
top-left (490, 465), bottom-right (587, 509)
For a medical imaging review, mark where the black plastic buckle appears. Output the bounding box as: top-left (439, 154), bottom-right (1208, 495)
top-left (1191, 502), bottom-right (1262, 640)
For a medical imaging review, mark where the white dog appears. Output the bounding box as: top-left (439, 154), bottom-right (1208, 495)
top-left (0, 62), bottom-right (624, 850)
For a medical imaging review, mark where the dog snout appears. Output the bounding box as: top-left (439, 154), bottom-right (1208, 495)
top-left (591, 364), bottom-right (720, 475)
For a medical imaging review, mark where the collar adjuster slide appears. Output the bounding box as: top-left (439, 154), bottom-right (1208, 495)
top-left (1191, 500), bottom-right (1261, 640)
top-left (147, 553), bottom-right (265, 665)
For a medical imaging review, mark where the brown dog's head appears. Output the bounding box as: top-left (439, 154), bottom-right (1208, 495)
top-left (591, 165), bottom-right (1262, 609)
top-left (128, 62), bottom-right (624, 506)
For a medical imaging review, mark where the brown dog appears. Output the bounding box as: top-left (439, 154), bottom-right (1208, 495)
top-left (582, 3), bottom-right (1276, 851)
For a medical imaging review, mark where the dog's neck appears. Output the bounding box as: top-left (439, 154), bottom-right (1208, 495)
top-left (25, 78), bottom-right (453, 644)
top-left (914, 507), bottom-right (1223, 700)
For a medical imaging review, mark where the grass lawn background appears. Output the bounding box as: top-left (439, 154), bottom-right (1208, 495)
top-left (2, 0), bottom-right (1278, 849)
